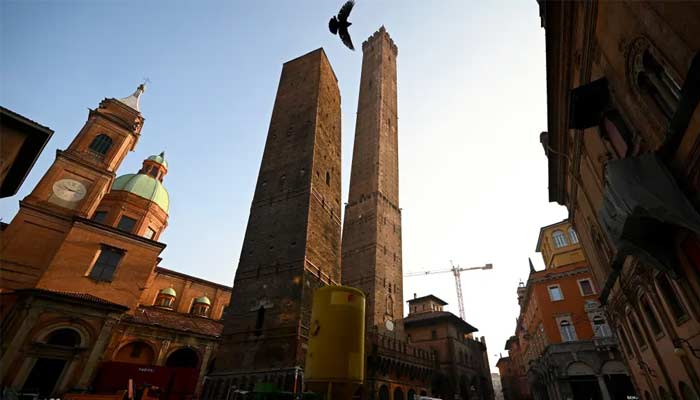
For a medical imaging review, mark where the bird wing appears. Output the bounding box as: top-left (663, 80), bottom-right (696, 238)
top-left (339, 26), bottom-right (355, 50)
top-left (338, 0), bottom-right (355, 22)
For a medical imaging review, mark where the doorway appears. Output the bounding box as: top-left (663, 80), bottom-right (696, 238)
top-left (22, 358), bottom-right (67, 397)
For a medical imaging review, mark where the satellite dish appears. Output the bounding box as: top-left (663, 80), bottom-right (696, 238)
top-left (385, 319), bottom-right (394, 331)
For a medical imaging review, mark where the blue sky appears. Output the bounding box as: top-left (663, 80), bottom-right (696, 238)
top-left (1, 0), bottom-right (567, 371)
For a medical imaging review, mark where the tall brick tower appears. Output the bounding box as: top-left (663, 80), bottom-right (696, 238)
top-left (207, 48), bottom-right (342, 395)
top-left (341, 27), bottom-right (402, 331)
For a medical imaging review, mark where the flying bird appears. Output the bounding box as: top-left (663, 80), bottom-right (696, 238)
top-left (329, 0), bottom-right (355, 50)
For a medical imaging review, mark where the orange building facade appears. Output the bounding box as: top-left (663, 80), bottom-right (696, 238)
top-left (0, 86), bottom-right (231, 398)
top-left (498, 220), bottom-right (634, 400)
top-left (537, 1), bottom-right (700, 398)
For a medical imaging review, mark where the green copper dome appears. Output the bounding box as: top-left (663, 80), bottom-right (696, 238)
top-left (194, 295), bottom-right (211, 305)
top-left (112, 173), bottom-right (169, 212)
top-left (159, 287), bottom-right (177, 297)
top-left (147, 152), bottom-right (168, 168)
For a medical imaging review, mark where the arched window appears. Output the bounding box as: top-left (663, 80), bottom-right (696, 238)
top-left (46, 328), bottom-right (81, 347)
top-left (628, 315), bottom-right (647, 348)
top-left (552, 230), bottom-right (568, 248)
top-left (636, 49), bottom-right (681, 121)
top-left (393, 387), bottom-right (404, 400)
top-left (592, 315), bottom-right (612, 338)
top-left (640, 296), bottom-right (663, 336)
top-left (89, 134), bottom-right (113, 156)
top-left (568, 228), bottom-right (579, 244)
top-left (656, 273), bottom-right (689, 321)
top-left (386, 295), bottom-right (394, 316)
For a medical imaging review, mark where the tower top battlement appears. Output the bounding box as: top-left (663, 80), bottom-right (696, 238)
top-left (362, 25), bottom-right (398, 55)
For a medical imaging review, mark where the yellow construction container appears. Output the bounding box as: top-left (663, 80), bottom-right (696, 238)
top-left (305, 285), bottom-right (365, 399)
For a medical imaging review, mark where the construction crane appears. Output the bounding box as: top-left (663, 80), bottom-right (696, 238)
top-left (404, 262), bottom-right (493, 320)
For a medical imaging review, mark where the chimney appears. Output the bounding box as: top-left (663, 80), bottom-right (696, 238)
top-left (413, 293), bottom-right (417, 299)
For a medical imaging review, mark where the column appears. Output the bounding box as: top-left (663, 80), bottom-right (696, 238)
top-left (195, 344), bottom-right (214, 398)
top-left (597, 375), bottom-right (612, 400)
top-left (76, 316), bottom-right (119, 389)
top-left (155, 339), bottom-right (171, 365)
top-left (0, 303), bottom-right (40, 379)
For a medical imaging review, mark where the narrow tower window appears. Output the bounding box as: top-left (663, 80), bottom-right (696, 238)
top-left (254, 306), bottom-right (265, 336)
top-left (89, 134), bottom-right (113, 156)
top-left (326, 171), bottom-right (330, 186)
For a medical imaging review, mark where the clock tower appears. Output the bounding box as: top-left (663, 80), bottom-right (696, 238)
top-left (0, 85), bottom-right (146, 290)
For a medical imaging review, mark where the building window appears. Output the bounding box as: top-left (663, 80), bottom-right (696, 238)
top-left (93, 211), bottom-right (108, 223)
top-left (629, 316), bottom-right (647, 349)
top-left (156, 295), bottom-right (174, 308)
top-left (325, 171), bottom-right (330, 186)
top-left (88, 134), bottom-right (113, 156)
top-left (656, 274), bottom-right (689, 322)
top-left (431, 330), bottom-right (437, 340)
top-left (191, 302), bottom-right (210, 317)
top-left (559, 320), bottom-right (577, 342)
top-left (89, 245), bottom-right (124, 282)
top-left (636, 49), bottom-right (681, 121)
top-left (569, 228), bottom-right (579, 244)
top-left (578, 279), bottom-right (595, 296)
top-left (552, 230), bottom-right (568, 248)
top-left (117, 216), bottom-right (137, 233)
top-left (618, 327), bottom-right (633, 357)
top-left (640, 296), bottom-right (663, 337)
top-left (149, 167), bottom-right (159, 179)
top-left (255, 306), bottom-right (265, 336)
top-left (144, 227), bottom-right (156, 240)
top-left (548, 285), bottom-right (564, 301)
top-left (592, 316), bottom-right (612, 337)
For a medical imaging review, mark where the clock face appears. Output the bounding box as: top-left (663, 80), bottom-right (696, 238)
top-left (52, 179), bottom-right (87, 202)
top-left (385, 319), bottom-right (395, 332)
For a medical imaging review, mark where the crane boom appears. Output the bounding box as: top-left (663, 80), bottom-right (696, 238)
top-left (404, 262), bottom-right (493, 320)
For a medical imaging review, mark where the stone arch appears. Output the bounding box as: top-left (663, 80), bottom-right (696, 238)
top-left (407, 389), bottom-right (416, 400)
top-left (35, 321), bottom-right (92, 348)
top-left (601, 360), bottom-right (627, 375)
top-left (114, 341), bottom-right (156, 365)
top-left (566, 361), bottom-right (596, 376)
top-left (165, 346), bottom-right (200, 368)
top-left (393, 386), bottom-right (404, 400)
top-left (378, 384), bottom-right (389, 400)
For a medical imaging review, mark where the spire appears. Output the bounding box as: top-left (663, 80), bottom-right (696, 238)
top-left (529, 257), bottom-right (536, 274)
top-left (117, 83), bottom-right (146, 112)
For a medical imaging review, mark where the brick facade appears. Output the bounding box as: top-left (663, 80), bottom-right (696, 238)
top-left (206, 48), bottom-right (342, 394)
